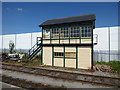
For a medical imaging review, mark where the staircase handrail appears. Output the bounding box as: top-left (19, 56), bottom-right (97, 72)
top-left (25, 37), bottom-right (42, 59)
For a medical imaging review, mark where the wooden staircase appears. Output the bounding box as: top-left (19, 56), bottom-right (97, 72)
top-left (25, 37), bottom-right (42, 60)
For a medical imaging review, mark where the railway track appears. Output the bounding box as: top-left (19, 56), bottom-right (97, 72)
top-left (2, 63), bottom-right (120, 88)
top-left (2, 75), bottom-right (55, 89)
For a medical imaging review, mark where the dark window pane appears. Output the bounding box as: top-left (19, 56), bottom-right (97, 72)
top-left (62, 53), bottom-right (63, 56)
top-left (77, 34), bottom-right (79, 37)
top-left (59, 52), bottom-right (61, 56)
top-left (77, 26), bottom-right (79, 29)
top-left (88, 33), bottom-right (91, 37)
top-left (64, 30), bottom-right (65, 33)
top-left (74, 26), bottom-right (76, 30)
top-left (77, 29), bottom-right (79, 33)
top-left (61, 29), bottom-right (63, 33)
top-left (82, 30), bottom-right (84, 33)
top-left (88, 29), bottom-right (91, 32)
top-left (82, 34), bottom-right (84, 37)
top-left (88, 26), bottom-right (91, 28)
top-left (71, 34), bottom-right (74, 37)
top-left (85, 26), bottom-right (87, 29)
top-left (74, 30), bottom-right (76, 33)
top-left (74, 34), bottom-right (77, 37)
top-left (64, 34), bottom-right (66, 37)
top-left (76, 30), bottom-right (78, 33)
top-left (67, 27), bottom-right (68, 30)
top-left (66, 31), bottom-right (68, 34)
top-left (82, 26), bottom-right (84, 30)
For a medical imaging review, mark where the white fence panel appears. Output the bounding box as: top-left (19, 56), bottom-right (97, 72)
top-left (110, 27), bottom-right (118, 50)
top-left (32, 32), bottom-right (42, 46)
top-left (0, 36), bottom-right (2, 52)
top-left (93, 27), bottom-right (109, 51)
top-left (16, 33), bottom-right (31, 49)
top-left (3, 34), bottom-right (15, 49)
top-left (0, 36), bottom-right (2, 49)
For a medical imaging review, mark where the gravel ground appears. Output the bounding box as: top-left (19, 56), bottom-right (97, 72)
top-left (1, 62), bottom-right (120, 78)
top-left (2, 65), bottom-right (120, 86)
top-left (0, 81), bottom-right (24, 89)
top-left (36, 65), bottom-right (120, 78)
top-left (1, 69), bottom-right (112, 88)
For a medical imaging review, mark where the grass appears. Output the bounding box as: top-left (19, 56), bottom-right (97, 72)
top-left (4, 59), bottom-right (43, 66)
top-left (22, 54), bottom-right (41, 60)
top-left (61, 85), bottom-right (65, 88)
top-left (19, 61), bottom-right (43, 66)
top-left (16, 54), bottom-right (42, 66)
top-left (6, 60), bottom-right (15, 63)
top-left (95, 61), bottom-right (120, 74)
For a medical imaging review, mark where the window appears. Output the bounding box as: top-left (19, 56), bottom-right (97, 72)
top-left (43, 25), bottom-right (92, 39)
top-left (88, 26), bottom-right (91, 37)
top-left (51, 28), bottom-right (59, 39)
top-left (81, 25), bottom-right (91, 37)
top-left (70, 26), bottom-right (80, 37)
top-left (43, 29), bottom-right (50, 39)
top-left (54, 52), bottom-right (76, 58)
top-left (65, 52), bottom-right (76, 58)
top-left (54, 52), bottom-right (63, 57)
top-left (60, 27), bottom-right (69, 38)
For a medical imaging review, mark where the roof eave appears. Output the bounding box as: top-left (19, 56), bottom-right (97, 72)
top-left (39, 19), bottom-right (96, 27)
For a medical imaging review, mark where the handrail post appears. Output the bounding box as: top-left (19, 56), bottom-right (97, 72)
top-left (25, 53), bottom-right (26, 59)
top-left (24, 37), bottom-right (42, 60)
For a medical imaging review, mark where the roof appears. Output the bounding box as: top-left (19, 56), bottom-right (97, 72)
top-left (39, 14), bottom-right (96, 27)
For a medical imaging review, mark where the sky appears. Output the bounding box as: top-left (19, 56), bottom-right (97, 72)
top-left (2, 2), bottom-right (118, 35)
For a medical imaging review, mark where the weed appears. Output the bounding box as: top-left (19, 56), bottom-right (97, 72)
top-left (61, 85), bottom-right (65, 88)
top-left (95, 61), bottom-right (120, 74)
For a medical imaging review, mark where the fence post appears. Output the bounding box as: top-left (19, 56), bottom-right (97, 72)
top-left (97, 50), bottom-right (99, 62)
top-left (31, 33), bottom-right (32, 48)
top-left (15, 34), bottom-right (16, 52)
top-left (108, 27), bottom-right (110, 62)
top-left (2, 35), bottom-right (3, 53)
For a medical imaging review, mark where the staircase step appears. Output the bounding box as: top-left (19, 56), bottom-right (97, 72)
top-left (25, 38), bottom-right (42, 60)
top-left (30, 47), bottom-right (42, 60)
